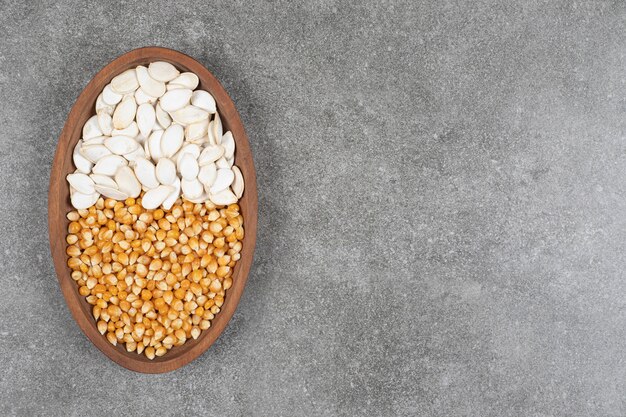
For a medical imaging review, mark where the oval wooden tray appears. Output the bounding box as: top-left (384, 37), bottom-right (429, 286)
top-left (48, 47), bottom-right (257, 373)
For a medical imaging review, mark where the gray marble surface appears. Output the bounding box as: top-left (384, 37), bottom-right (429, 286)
top-left (1, 1), bottom-right (626, 416)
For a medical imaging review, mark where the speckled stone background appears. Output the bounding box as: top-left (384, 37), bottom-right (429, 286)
top-left (1, 1), bottom-right (626, 416)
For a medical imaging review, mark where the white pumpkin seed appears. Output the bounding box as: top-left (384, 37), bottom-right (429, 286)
top-left (155, 103), bottom-right (171, 129)
top-left (175, 143), bottom-right (201, 167)
top-left (97, 113), bottom-right (113, 136)
top-left (159, 89), bottom-right (192, 112)
top-left (111, 69), bottom-right (139, 94)
top-left (198, 163), bottom-right (217, 188)
top-left (102, 84), bottom-right (123, 105)
top-left (114, 166), bottom-right (141, 198)
top-left (227, 156), bottom-right (234, 167)
top-left (148, 61), bottom-right (180, 82)
top-left (96, 93), bottom-right (114, 115)
top-left (111, 121), bottom-right (139, 138)
top-left (191, 90), bottom-right (216, 113)
top-left (160, 124), bottom-right (184, 158)
top-left (66, 173), bottom-right (95, 195)
top-left (179, 153), bottom-right (199, 180)
top-left (80, 144), bottom-right (112, 163)
top-left (136, 65), bottom-right (166, 98)
top-left (156, 158), bottom-right (177, 185)
top-left (221, 131), bottom-right (235, 158)
top-left (73, 140), bottom-right (93, 174)
top-left (137, 103), bottom-right (156, 138)
top-left (198, 144), bottom-right (224, 166)
top-left (161, 177), bottom-right (181, 210)
top-left (210, 168), bottom-right (235, 193)
top-left (184, 119), bottom-right (208, 142)
top-left (231, 165), bottom-right (244, 198)
top-left (112, 96), bottom-right (137, 129)
top-left (135, 88), bottom-right (157, 105)
top-left (95, 184), bottom-right (129, 200)
top-left (132, 157), bottom-right (160, 189)
top-left (104, 135), bottom-right (139, 155)
top-left (170, 72), bottom-right (199, 90)
top-left (212, 111), bottom-right (223, 144)
top-left (181, 178), bottom-right (203, 199)
top-left (148, 130), bottom-right (164, 160)
top-left (82, 115), bottom-right (102, 140)
top-left (82, 135), bottom-right (107, 146)
top-left (215, 156), bottom-right (229, 169)
top-left (70, 190), bottom-right (100, 210)
top-left (92, 154), bottom-right (127, 176)
top-left (141, 185), bottom-right (174, 209)
top-left (90, 174), bottom-right (118, 188)
top-left (170, 105), bottom-right (209, 125)
top-left (209, 188), bottom-right (238, 206)
top-left (207, 120), bottom-right (216, 144)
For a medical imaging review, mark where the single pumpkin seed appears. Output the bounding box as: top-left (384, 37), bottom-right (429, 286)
top-left (221, 131), bottom-right (235, 158)
top-left (102, 84), bottom-right (123, 105)
top-left (231, 165), bottom-right (244, 198)
top-left (141, 185), bottom-right (174, 209)
top-left (97, 113), bottom-right (113, 136)
top-left (112, 96), bottom-right (137, 130)
top-left (82, 115), bottom-right (102, 140)
top-left (209, 168), bottom-right (234, 194)
top-left (66, 172), bottom-right (95, 195)
top-left (104, 136), bottom-right (139, 155)
top-left (170, 105), bottom-right (209, 125)
top-left (80, 144), bottom-right (112, 163)
top-left (198, 163), bottom-right (217, 189)
top-left (148, 61), bottom-right (180, 82)
top-left (209, 188), bottom-right (238, 206)
top-left (160, 124), bottom-right (184, 158)
top-left (175, 143), bottom-right (201, 167)
top-left (136, 65), bottom-right (166, 98)
top-left (114, 166), bottom-right (141, 198)
top-left (179, 153), bottom-right (199, 180)
top-left (137, 103), bottom-right (156, 138)
top-left (90, 174), bottom-right (118, 188)
top-left (155, 103), bottom-right (171, 129)
top-left (159, 89), bottom-right (192, 112)
top-left (111, 69), bottom-right (139, 94)
top-left (198, 144), bottom-right (224, 166)
top-left (181, 178), bottom-right (203, 199)
top-left (73, 140), bottom-right (93, 174)
top-left (191, 90), bottom-right (216, 113)
top-left (156, 158), bottom-right (177, 185)
top-left (212, 111), bottom-right (223, 144)
top-left (169, 72), bottom-right (199, 90)
top-left (148, 130), bottom-right (164, 160)
top-left (70, 190), bottom-right (100, 210)
top-left (132, 157), bottom-right (160, 189)
top-left (92, 154), bottom-right (127, 176)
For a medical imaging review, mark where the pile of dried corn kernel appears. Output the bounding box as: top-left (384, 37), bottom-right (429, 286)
top-left (66, 195), bottom-right (243, 359)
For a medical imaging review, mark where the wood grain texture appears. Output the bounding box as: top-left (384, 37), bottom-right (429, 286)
top-left (48, 47), bottom-right (257, 373)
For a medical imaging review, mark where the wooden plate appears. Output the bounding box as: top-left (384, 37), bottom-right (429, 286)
top-left (48, 47), bottom-right (257, 373)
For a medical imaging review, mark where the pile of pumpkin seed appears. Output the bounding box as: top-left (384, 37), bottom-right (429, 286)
top-left (67, 61), bottom-right (244, 210)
